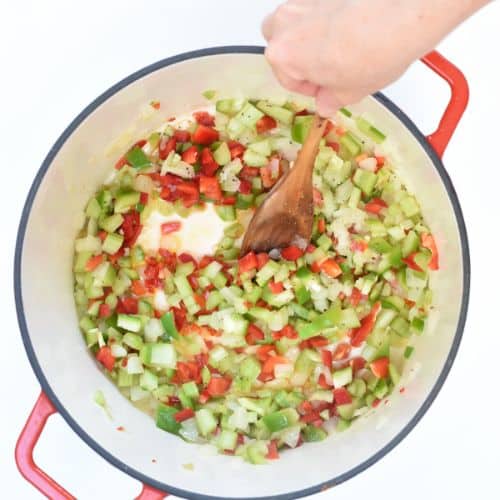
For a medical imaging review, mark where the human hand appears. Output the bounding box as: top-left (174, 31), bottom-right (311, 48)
top-left (263, 0), bottom-right (489, 116)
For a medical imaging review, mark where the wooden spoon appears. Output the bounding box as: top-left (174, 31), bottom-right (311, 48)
top-left (240, 114), bottom-right (327, 255)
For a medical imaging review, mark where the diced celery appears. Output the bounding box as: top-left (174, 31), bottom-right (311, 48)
top-left (401, 230), bottom-right (419, 257)
top-left (86, 198), bottom-right (102, 219)
top-left (114, 191), bottom-right (141, 213)
top-left (214, 142), bottom-right (231, 165)
top-left (195, 408), bottom-right (218, 436)
top-left (140, 343), bottom-right (177, 368)
top-left (182, 381), bottom-right (200, 400)
top-left (340, 132), bottom-right (362, 157)
top-left (353, 168), bottom-right (377, 196)
top-left (302, 425), bottom-right (328, 441)
top-left (400, 195), bottom-right (420, 217)
top-left (218, 429), bottom-right (238, 450)
top-left (391, 316), bottom-right (410, 337)
top-left (215, 205), bottom-right (236, 221)
top-left (356, 117), bottom-right (386, 144)
top-left (102, 233), bottom-right (124, 255)
top-left (140, 369), bottom-right (158, 391)
top-left (117, 314), bottom-right (142, 333)
top-left (291, 115), bottom-right (313, 144)
top-left (333, 366), bottom-right (353, 387)
top-left (99, 214), bottom-right (124, 233)
top-left (235, 102), bottom-right (264, 128)
top-left (123, 332), bottom-right (144, 350)
top-left (256, 101), bottom-right (294, 125)
top-left (243, 149), bottom-right (268, 167)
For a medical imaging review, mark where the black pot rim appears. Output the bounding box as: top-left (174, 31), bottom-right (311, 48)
top-left (14, 45), bottom-right (470, 500)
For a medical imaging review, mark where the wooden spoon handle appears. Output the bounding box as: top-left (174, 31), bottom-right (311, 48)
top-left (292, 114), bottom-right (327, 179)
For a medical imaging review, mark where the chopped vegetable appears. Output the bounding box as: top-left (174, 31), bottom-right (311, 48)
top-left (74, 98), bottom-right (437, 465)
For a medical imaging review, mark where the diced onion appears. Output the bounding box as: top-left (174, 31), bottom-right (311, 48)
top-left (274, 363), bottom-right (293, 379)
top-left (126, 354), bottom-right (144, 374)
top-left (110, 344), bottom-right (128, 358)
top-left (130, 385), bottom-right (149, 401)
top-left (144, 318), bottom-right (164, 342)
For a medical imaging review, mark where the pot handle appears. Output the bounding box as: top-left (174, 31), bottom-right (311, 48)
top-left (420, 50), bottom-right (469, 158)
top-left (15, 391), bottom-right (168, 499)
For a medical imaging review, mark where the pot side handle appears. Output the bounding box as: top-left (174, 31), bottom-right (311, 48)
top-left (421, 50), bottom-right (469, 158)
top-left (15, 391), bottom-right (168, 500)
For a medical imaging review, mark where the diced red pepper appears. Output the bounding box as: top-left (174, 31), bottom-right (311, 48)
top-left (256, 115), bottom-right (277, 134)
top-left (318, 373), bottom-right (331, 389)
top-left (96, 346), bottom-right (115, 371)
top-left (280, 324), bottom-right (298, 339)
top-left (256, 252), bottom-right (270, 270)
top-left (85, 254), bottom-right (104, 272)
top-left (116, 296), bottom-right (138, 314)
top-left (193, 111), bottom-right (215, 126)
top-left (161, 221), bottom-right (182, 234)
top-left (114, 156), bottom-right (128, 170)
top-left (228, 140), bottom-right (246, 160)
top-left (259, 356), bottom-right (288, 381)
top-left (375, 155), bottom-right (385, 167)
top-left (159, 137), bottom-right (177, 160)
top-left (238, 179), bottom-right (252, 194)
top-left (173, 130), bottom-right (191, 143)
top-left (369, 356), bottom-right (390, 378)
top-left (332, 342), bottom-right (351, 361)
top-left (256, 344), bottom-right (275, 362)
top-left (221, 196), bottom-right (236, 205)
top-left (308, 336), bottom-right (329, 348)
top-left (121, 211), bottom-right (141, 247)
top-left (364, 197), bottom-right (388, 215)
top-left (280, 246), bottom-right (304, 261)
top-left (245, 324), bottom-right (265, 345)
top-left (238, 251), bottom-right (258, 273)
top-left (313, 188), bottom-right (323, 206)
top-left (174, 408), bottom-right (195, 423)
top-left (172, 306), bottom-right (187, 330)
top-left (199, 175), bottom-right (222, 201)
top-left (178, 253), bottom-right (197, 265)
top-left (350, 356), bottom-right (366, 373)
top-left (402, 252), bottom-right (424, 272)
top-left (351, 302), bottom-right (381, 347)
top-left (349, 287), bottom-right (363, 306)
top-left (321, 349), bottom-right (332, 368)
top-left (206, 377), bottom-right (232, 396)
top-left (350, 239), bottom-right (368, 253)
top-left (326, 141), bottom-right (340, 153)
top-left (198, 255), bottom-right (214, 269)
top-left (333, 387), bottom-right (352, 405)
top-left (192, 125), bottom-right (219, 145)
top-left (181, 145), bottom-right (199, 165)
top-left (268, 281), bottom-right (284, 294)
top-left (240, 165), bottom-right (260, 180)
top-left (421, 233), bottom-right (439, 270)
top-left (266, 440), bottom-right (280, 460)
top-left (98, 303), bottom-right (112, 318)
top-left (319, 258), bottom-right (342, 278)
top-left (131, 280), bottom-right (148, 296)
top-left (200, 147), bottom-right (219, 176)
top-left (323, 120), bottom-right (334, 137)
top-left (139, 192), bottom-right (149, 206)
top-left (317, 218), bottom-right (326, 234)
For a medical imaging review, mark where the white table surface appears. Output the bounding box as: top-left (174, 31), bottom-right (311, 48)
top-left (2, 1), bottom-right (500, 498)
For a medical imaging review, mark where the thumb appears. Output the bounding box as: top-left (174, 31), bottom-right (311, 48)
top-left (315, 87), bottom-right (342, 117)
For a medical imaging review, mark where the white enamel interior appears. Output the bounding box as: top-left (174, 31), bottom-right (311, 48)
top-left (19, 52), bottom-right (465, 498)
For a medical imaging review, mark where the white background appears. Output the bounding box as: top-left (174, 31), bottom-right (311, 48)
top-left (1, 1), bottom-right (500, 499)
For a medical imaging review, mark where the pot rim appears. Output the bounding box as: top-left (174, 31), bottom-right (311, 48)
top-left (13, 45), bottom-right (470, 500)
